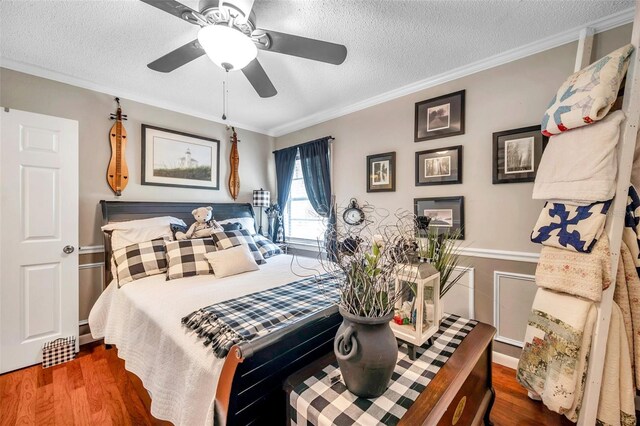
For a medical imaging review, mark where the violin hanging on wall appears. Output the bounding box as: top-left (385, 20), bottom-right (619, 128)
top-left (107, 97), bottom-right (129, 196)
top-left (228, 127), bottom-right (240, 200)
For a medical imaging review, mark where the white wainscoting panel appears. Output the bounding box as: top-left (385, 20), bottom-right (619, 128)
top-left (441, 266), bottom-right (475, 319)
top-left (493, 271), bottom-right (537, 347)
top-left (78, 262), bottom-right (104, 344)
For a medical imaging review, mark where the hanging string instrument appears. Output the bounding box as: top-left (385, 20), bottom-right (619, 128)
top-left (107, 98), bottom-right (129, 196)
top-left (228, 127), bottom-right (240, 200)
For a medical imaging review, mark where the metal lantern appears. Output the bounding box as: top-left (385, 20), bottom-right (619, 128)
top-left (390, 262), bottom-right (441, 359)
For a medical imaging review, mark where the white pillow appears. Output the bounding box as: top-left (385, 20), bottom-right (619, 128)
top-left (204, 245), bottom-right (259, 278)
top-left (101, 216), bottom-right (186, 232)
top-left (110, 225), bottom-right (174, 251)
top-left (218, 217), bottom-right (257, 235)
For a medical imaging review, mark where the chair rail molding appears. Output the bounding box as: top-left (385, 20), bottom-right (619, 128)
top-left (79, 245), bottom-right (104, 254)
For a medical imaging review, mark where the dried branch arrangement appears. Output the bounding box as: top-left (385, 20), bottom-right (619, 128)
top-left (317, 204), bottom-right (420, 318)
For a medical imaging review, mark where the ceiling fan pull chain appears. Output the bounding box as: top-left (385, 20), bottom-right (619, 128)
top-left (222, 70), bottom-right (230, 120)
top-left (222, 73), bottom-right (227, 120)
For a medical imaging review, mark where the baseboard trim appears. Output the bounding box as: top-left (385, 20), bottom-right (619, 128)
top-left (493, 351), bottom-right (519, 370)
top-left (79, 333), bottom-right (100, 346)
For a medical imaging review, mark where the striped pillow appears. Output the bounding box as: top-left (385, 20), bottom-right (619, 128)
top-left (113, 238), bottom-right (167, 287)
top-left (211, 229), bottom-right (266, 265)
top-left (253, 235), bottom-right (283, 259)
top-left (165, 239), bottom-right (216, 280)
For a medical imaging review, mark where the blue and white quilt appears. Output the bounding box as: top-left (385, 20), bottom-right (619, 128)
top-left (531, 201), bottom-right (611, 253)
top-left (624, 186), bottom-right (640, 275)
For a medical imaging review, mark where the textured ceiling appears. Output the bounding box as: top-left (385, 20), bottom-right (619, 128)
top-left (0, 0), bottom-right (635, 135)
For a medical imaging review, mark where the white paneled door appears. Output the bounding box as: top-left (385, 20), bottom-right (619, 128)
top-left (0, 108), bottom-right (79, 373)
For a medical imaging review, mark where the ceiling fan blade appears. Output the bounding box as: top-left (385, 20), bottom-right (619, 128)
top-left (242, 59), bottom-right (277, 98)
top-left (148, 39), bottom-right (206, 73)
top-left (138, 0), bottom-right (205, 25)
top-left (254, 29), bottom-right (347, 65)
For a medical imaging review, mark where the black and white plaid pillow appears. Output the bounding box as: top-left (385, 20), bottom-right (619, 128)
top-left (211, 229), bottom-right (266, 265)
top-left (253, 235), bottom-right (283, 259)
top-left (165, 238), bottom-right (216, 280)
top-left (113, 238), bottom-right (168, 287)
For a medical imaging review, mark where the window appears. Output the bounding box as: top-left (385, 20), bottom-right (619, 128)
top-left (284, 155), bottom-right (326, 243)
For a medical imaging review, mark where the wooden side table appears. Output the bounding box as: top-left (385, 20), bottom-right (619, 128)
top-left (284, 319), bottom-right (496, 426)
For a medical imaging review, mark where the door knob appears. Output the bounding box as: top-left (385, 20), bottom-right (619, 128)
top-left (63, 245), bottom-right (75, 254)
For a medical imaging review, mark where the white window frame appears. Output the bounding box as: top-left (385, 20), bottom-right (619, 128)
top-left (283, 152), bottom-right (327, 247)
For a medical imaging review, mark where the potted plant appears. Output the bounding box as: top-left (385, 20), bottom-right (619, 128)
top-left (421, 228), bottom-right (465, 298)
top-left (322, 208), bottom-right (417, 398)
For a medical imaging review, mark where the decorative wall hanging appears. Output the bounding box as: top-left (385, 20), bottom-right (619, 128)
top-left (414, 90), bottom-right (465, 142)
top-left (366, 152), bottom-right (396, 192)
top-left (492, 125), bottom-right (548, 184)
top-left (414, 196), bottom-right (465, 239)
top-left (228, 127), bottom-right (240, 200)
top-left (141, 124), bottom-right (220, 190)
top-left (107, 97), bottom-right (129, 196)
top-left (415, 145), bottom-right (462, 186)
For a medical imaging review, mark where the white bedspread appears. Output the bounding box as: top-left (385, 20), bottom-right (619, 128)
top-left (88, 254), bottom-right (323, 426)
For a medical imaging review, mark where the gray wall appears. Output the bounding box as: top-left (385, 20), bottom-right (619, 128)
top-left (277, 24), bottom-right (632, 359)
top-left (0, 68), bottom-right (275, 339)
top-left (0, 68), bottom-right (276, 247)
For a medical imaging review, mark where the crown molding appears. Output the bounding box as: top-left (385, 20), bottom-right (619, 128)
top-left (0, 58), bottom-right (275, 136)
top-left (270, 7), bottom-right (635, 137)
top-left (0, 7), bottom-right (633, 138)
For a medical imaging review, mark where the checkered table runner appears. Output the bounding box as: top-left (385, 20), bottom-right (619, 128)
top-left (289, 314), bottom-right (477, 426)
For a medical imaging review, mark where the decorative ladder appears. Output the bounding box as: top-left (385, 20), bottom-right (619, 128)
top-left (576, 5), bottom-right (640, 425)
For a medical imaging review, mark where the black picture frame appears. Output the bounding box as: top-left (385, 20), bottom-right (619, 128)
top-left (414, 196), bottom-right (465, 239)
top-left (367, 152), bottom-right (396, 192)
top-left (492, 125), bottom-right (548, 184)
top-left (415, 145), bottom-right (463, 186)
top-left (141, 124), bottom-right (220, 190)
top-left (414, 90), bottom-right (465, 142)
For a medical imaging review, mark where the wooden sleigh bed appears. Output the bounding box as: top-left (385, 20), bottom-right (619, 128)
top-left (100, 200), bottom-right (341, 426)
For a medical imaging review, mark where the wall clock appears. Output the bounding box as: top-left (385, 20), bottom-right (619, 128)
top-left (343, 198), bottom-right (365, 225)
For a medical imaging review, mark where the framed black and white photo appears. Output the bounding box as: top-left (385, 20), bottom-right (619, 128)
top-left (415, 145), bottom-right (462, 186)
top-left (414, 196), bottom-right (465, 239)
top-left (366, 152), bottom-right (395, 192)
top-left (492, 125), bottom-right (548, 184)
top-left (414, 90), bottom-right (465, 142)
top-left (142, 124), bottom-right (220, 190)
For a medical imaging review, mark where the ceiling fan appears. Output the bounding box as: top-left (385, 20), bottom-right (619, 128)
top-left (140, 0), bottom-right (348, 98)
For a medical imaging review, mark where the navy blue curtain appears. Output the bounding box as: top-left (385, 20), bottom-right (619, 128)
top-left (298, 137), bottom-right (336, 257)
top-left (273, 146), bottom-right (298, 242)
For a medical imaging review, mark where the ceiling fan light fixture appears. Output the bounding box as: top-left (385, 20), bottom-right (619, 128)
top-left (197, 25), bottom-right (257, 71)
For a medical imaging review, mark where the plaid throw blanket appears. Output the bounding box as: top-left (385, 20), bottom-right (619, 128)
top-left (182, 274), bottom-right (340, 358)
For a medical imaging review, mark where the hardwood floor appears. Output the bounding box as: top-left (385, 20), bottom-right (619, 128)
top-left (0, 343), bottom-right (574, 425)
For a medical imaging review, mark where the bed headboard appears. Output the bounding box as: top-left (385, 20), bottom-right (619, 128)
top-left (100, 200), bottom-right (255, 225)
top-left (99, 200), bottom-right (255, 284)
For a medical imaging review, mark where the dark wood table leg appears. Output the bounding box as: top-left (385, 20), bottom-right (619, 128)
top-left (407, 343), bottom-right (417, 361)
top-left (484, 387), bottom-right (496, 426)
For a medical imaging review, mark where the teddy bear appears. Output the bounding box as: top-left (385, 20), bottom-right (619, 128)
top-left (175, 206), bottom-right (221, 240)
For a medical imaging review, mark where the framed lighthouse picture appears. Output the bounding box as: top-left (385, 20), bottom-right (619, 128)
top-left (141, 124), bottom-right (220, 190)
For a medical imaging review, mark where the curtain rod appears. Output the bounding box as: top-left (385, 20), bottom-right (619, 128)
top-left (272, 136), bottom-right (334, 154)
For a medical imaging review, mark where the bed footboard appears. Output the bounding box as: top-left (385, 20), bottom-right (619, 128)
top-left (215, 306), bottom-right (341, 425)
